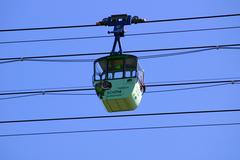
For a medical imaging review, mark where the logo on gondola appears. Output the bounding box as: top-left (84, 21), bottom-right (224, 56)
top-left (106, 90), bottom-right (122, 97)
top-left (118, 86), bottom-right (129, 89)
top-left (107, 90), bottom-right (122, 94)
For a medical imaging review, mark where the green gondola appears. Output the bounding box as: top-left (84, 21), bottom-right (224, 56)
top-left (93, 14), bottom-right (145, 112)
top-left (93, 54), bottom-right (145, 112)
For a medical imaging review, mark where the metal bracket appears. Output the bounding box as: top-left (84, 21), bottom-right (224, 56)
top-left (97, 14), bottom-right (145, 55)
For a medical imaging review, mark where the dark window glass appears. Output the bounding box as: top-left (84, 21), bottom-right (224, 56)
top-left (125, 58), bottom-right (137, 71)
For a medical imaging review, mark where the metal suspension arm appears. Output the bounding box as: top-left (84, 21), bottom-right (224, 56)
top-left (97, 14), bottom-right (145, 55)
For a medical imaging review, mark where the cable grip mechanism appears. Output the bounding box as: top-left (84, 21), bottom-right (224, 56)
top-left (97, 14), bottom-right (145, 55)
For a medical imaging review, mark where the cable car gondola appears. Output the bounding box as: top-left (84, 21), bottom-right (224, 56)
top-left (93, 14), bottom-right (145, 112)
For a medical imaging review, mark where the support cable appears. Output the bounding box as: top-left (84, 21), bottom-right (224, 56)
top-left (1, 108), bottom-right (240, 124)
top-left (145, 79), bottom-right (240, 88)
top-left (0, 94), bottom-right (42, 101)
top-left (0, 26), bottom-right (240, 45)
top-left (0, 48), bottom-right (214, 64)
top-left (143, 13), bottom-right (240, 24)
top-left (145, 82), bottom-right (238, 93)
top-left (1, 81), bottom-right (239, 101)
top-left (0, 88), bottom-right (94, 96)
top-left (2, 45), bottom-right (238, 64)
top-left (0, 79), bottom-right (239, 100)
top-left (0, 122), bottom-right (240, 138)
top-left (0, 13), bottom-right (240, 32)
top-left (0, 24), bottom-right (97, 32)
top-left (0, 43), bottom-right (240, 64)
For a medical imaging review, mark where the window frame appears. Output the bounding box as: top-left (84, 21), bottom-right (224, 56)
top-left (94, 56), bottom-right (140, 81)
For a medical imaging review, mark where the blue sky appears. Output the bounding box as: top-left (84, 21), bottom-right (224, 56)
top-left (0, 0), bottom-right (240, 160)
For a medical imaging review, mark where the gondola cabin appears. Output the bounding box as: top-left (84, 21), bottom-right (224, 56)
top-left (93, 54), bottom-right (145, 112)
